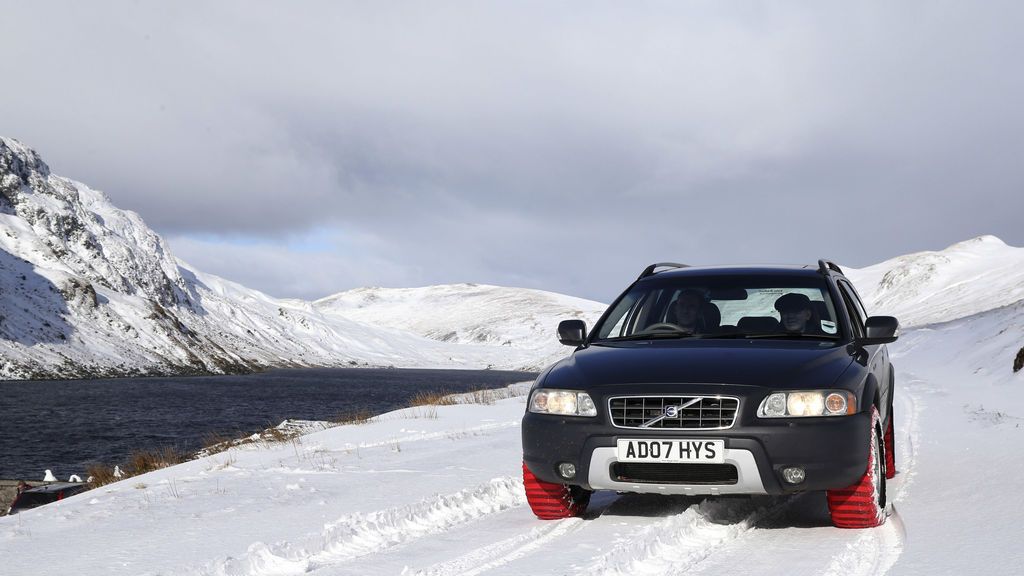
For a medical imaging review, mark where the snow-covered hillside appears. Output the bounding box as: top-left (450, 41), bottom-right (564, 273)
top-left (0, 137), bottom-right (604, 379)
top-left (315, 284), bottom-right (606, 364)
top-left (845, 235), bottom-right (1024, 328)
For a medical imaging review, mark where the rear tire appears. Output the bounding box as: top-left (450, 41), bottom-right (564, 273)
top-left (827, 406), bottom-right (887, 529)
top-left (522, 462), bottom-right (591, 520)
top-left (884, 411), bottom-right (896, 479)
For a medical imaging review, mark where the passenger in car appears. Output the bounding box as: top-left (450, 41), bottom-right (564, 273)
top-left (775, 293), bottom-right (823, 334)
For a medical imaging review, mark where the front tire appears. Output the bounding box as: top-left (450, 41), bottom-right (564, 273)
top-left (522, 462), bottom-right (591, 520)
top-left (826, 406), bottom-right (887, 529)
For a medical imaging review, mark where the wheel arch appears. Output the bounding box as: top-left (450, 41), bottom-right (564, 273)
top-left (860, 374), bottom-right (880, 416)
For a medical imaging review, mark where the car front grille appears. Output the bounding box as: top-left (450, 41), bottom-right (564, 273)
top-left (611, 463), bottom-right (739, 485)
top-left (608, 396), bottom-right (738, 429)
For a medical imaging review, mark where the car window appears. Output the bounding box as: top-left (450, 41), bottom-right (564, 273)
top-left (840, 280), bottom-right (870, 320)
top-left (601, 296), bottom-right (634, 338)
top-left (593, 275), bottom-right (840, 340)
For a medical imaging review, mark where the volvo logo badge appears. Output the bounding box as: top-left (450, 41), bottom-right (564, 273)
top-left (664, 405), bottom-right (679, 418)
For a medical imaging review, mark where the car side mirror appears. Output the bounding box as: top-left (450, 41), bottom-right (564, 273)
top-left (859, 316), bottom-right (899, 345)
top-left (557, 319), bottom-right (587, 347)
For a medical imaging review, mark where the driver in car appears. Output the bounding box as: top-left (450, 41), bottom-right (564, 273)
top-left (671, 289), bottom-right (705, 334)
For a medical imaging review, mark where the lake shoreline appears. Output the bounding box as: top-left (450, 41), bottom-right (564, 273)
top-left (0, 359), bottom-right (532, 384)
top-left (0, 367), bottom-right (538, 480)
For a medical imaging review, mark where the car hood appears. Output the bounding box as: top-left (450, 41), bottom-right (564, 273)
top-left (543, 340), bottom-right (855, 389)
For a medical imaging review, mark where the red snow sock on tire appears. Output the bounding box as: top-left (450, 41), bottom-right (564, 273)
top-left (522, 462), bottom-right (589, 520)
top-left (827, 407), bottom-right (886, 529)
top-left (884, 414), bottom-right (896, 479)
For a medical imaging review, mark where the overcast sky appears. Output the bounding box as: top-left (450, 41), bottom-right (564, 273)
top-left (3, 1), bottom-right (1023, 302)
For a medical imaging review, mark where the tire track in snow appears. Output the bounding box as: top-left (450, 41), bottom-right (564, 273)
top-left (580, 495), bottom-right (801, 576)
top-left (892, 374), bottom-right (923, 498)
top-left (818, 376), bottom-right (922, 576)
top-left (404, 517), bottom-right (587, 576)
top-left (196, 477), bottom-right (525, 576)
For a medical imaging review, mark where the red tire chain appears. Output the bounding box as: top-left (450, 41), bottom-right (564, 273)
top-left (522, 462), bottom-right (589, 520)
top-left (826, 406), bottom-right (886, 529)
top-left (884, 413), bottom-right (896, 479)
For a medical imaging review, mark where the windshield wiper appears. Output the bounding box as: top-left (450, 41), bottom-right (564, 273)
top-left (601, 331), bottom-right (699, 342)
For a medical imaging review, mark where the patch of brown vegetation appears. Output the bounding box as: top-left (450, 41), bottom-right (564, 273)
top-left (87, 446), bottom-right (185, 487)
top-left (409, 390), bottom-right (457, 407)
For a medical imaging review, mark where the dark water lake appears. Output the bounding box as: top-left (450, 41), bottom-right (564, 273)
top-left (0, 367), bottom-right (537, 480)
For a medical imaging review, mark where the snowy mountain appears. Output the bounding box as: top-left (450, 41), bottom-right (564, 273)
top-left (844, 235), bottom-right (1024, 328)
top-left (4, 134), bottom-right (1022, 384)
top-left (0, 137), bottom-right (605, 380)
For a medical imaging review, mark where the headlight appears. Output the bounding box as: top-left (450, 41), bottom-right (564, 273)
top-left (529, 389), bottom-right (598, 417)
top-left (757, 390), bottom-right (856, 418)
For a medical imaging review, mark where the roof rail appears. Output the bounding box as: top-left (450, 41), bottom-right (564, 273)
top-left (817, 259), bottom-right (844, 275)
top-left (638, 262), bottom-right (689, 280)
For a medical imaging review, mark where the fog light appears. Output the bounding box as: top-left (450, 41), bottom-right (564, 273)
top-left (782, 466), bottom-right (805, 484)
top-left (557, 462), bottom-right (577, 479)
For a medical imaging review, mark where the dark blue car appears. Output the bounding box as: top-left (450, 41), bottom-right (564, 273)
top-left (522, 261), bottom-right (898, 528)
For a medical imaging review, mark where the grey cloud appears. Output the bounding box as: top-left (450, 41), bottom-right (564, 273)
top-left (2, 1), bottom-right (1024, 300)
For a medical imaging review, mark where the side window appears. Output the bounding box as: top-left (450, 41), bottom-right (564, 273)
top-left (843, 281), bottom-right (870, 321)
top-left (597, 293), bottom-right (638, 338)
top-left (623, 292), bottom-right (655, 336)
top-left (837, 282), bottom-right (865, 338)
top-left (602, 307), bottom-right (629, 338)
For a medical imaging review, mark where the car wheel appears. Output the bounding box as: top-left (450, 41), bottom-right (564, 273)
top-left (522, 462), bottom-right (591, 520)
top-left (884, 410), bottom-right (896, 480)
top-left (826, 406), bottom-right (887, 529)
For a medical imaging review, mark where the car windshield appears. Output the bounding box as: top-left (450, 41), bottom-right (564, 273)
top-left (592, 274), bottom-right (841, 341)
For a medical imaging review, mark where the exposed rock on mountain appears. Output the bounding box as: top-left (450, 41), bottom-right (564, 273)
top-left (0, 137), bottom-right (604, 380)
top-left (1, 137), bottom-right (186, 307)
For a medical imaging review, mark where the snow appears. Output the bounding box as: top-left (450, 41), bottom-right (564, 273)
top-left (315, 284), bottom-right (605, 367)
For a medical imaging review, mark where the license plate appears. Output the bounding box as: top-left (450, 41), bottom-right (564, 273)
top-left (616, 439), bottom-right (725, 463)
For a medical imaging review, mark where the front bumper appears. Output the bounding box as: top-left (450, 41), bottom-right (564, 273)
top-left (522, 403), bottom-right (870, 495)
